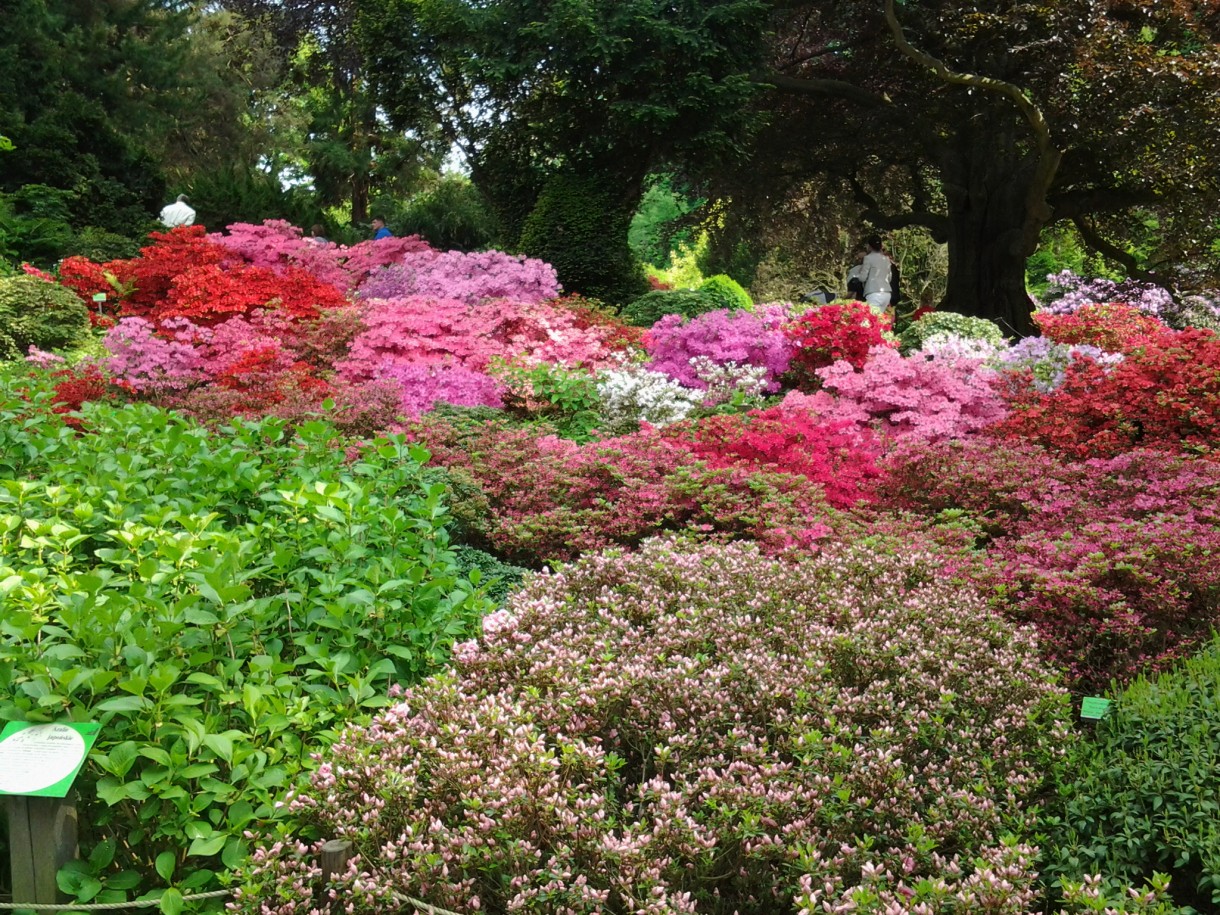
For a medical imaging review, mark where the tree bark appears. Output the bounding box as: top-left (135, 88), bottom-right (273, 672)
top-left (936, 124), bottom-right (1044, 338)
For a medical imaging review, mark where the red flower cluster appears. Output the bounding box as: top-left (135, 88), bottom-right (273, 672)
top-left (783, 301), bottom-right (893, 389)
top-left (996, 328), bottom-right (1220, 457)
top-left (1033, 302), bottom-right (1170, 354)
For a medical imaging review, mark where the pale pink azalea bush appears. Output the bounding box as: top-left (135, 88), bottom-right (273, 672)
top-left (359, 248), bottom-right (561, 305)
top-left (781, 346), bottom-right (1008, 447)
top-left (235, 538), bottom-right (1069, 915)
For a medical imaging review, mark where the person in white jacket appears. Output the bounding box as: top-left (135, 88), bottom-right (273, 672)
top-left (859, 235), bottom-right (892, 313)
top-left (159, 194), bottom-right (196, 228)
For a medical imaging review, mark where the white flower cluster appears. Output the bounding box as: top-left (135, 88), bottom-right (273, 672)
top-left (596, 365), bottom-right (704, 434)
top-left (918, 331), bottom-right (1005, 364)
top-left (690, 356), bottom-right (769, 406)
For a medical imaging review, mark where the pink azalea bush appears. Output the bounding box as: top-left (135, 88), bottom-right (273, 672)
top-left (644, 306), bottom-right (793, 391)
top-left (781, 346), bottom-right (1009, 447)
top-left (336, 296), bottom-right (627, 382)
top-left (358, 249), bottom-right (560, 305)
top-left (234, 538), bottom-right (1069, 915)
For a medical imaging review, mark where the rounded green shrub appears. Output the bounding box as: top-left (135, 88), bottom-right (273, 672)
top-left (0, 274), bottom-right (90, 359)
top-left (1041, 637), bottom-right (1220, 912)
top-left (898, 311), bottom-right (1006, 353)
top-left (699, 272), bottom-right (753, 310)
top-left (621, 287), bottom-right (723, 327)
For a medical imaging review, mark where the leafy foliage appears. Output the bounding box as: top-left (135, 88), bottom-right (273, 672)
top-left (0, 274), bottom-right (90, 359)
top-left (0, 367), bottom-right (492, 908)
top-left (897, 311), bottom-right (1007, 354)
top-left (622, 288), bottom-right (725, 328)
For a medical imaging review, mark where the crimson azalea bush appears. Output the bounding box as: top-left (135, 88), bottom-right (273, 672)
top-left (643, 306), bottom-right (793, 391)
top-left (1033, 302), bottom-right (1172, 354)
top-left (660, 407), bottom-right (881, 507)
top-left (995, 328), bottom-right (1220, 457)
top-left (235, 538), bottom-right (1070, 915)
top-left (877, 439), bottom-right (1220, 690)
top-left (415, 420), bottom-right (845, 565)
top-left (783, 301), bottom-right (893, 388)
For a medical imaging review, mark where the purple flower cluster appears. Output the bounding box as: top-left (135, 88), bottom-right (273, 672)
top-left (1038, 270), bottom-right (1173, 317)
top-left (645, 306), bottom-right (793, 391)
top-left (379, 362), bottom-right (504, 417)
top-left (234, 538), bottom-right (1068, 915)
top-left (994, 336), bottom-right (1124, 392)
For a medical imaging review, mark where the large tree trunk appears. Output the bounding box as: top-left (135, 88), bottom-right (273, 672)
top-left (938, 127), bottom-right (1045, 338)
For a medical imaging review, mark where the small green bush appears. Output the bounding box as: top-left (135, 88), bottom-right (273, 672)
top-left (0, 274), bottom-right (90, 359)
top-left (0, 369), bottom-right (492, 909)
top-left (621, 288), bottom-right (723, 327)
top-left (1041, 637), bottom-right (1220, 912)
top-left (699, 272), bottom-right (752, 311)
top-left (897, 310), bottom-right (1006, 353)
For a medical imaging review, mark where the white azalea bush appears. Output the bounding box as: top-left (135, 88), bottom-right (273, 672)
top-left (236, 538), bottom-right (1073, 915)
top-left (596, 362), bottom-right (705, 433)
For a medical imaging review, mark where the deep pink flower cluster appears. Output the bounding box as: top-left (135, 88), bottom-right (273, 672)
top-left (644, 306), bottom-right (793, 391)
top-left (878, 439), bottom-right (1220, 690)
top-left (336, 296), bottom-right (627, 382)
top-left (234, 538), bottom-right (1068, 915)
top-left (781, 346), bottom-right (1008, 447)
top-left (359, 249), bottom-right (561, 305)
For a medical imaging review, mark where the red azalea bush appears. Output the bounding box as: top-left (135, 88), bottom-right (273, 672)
top-left (159, 263), bottom-right (349, 324)
top-left (994, 328), bottom-right (1220, 457)
top-left (783, 301), bottom-right (893, 388)
top-left (416, 420), bottom-right (846, 565)
top-left (235, 538), bottom-right (1069, 915)
top-left (660, 407), bottom-right (881, 507)
top-left (1033, 302), bottom-right (1172, 354)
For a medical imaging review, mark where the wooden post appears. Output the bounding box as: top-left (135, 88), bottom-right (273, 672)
top-left (7, 793), bottom-right (78, 909)
top-left (320, 839), bottom-right (353, 882)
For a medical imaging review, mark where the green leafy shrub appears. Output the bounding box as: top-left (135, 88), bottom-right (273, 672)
top-left (897, 310), bottom-right (1007, 353)
top-left (1041, 637), bottom-right (1220, 913)
top-left (699, 272), bottom-right (752, 310)
top-left (518, 171), bottom-right (647, 306)
top-left (0, 369), bottom-right (491, 909)
top-left (621, 288), bottom-right (724, 327)
top-left (0, 274), bottom-right (90, 359)
top-left (492, 359), bottom-right (603, 441)
top-left (395, 176), bottom-right (497, 251)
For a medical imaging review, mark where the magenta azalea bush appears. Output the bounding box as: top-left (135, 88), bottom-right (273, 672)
top-left (235, 538), bottom-right (1069, 915)
top-left (644, 306), bottom-right (793, 391)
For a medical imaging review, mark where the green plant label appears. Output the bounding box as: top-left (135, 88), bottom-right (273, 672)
top-left (91, 292), bottom-right (107, 302)
top-left (0, 721), bottom-right (101, 797)
top-left (1080, 697), bottom-right (1112, 720)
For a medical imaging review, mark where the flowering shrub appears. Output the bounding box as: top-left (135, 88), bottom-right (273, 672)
top-left (596, 363), bottom-right (705, 433)
top-left (104, 317), bottom-right (207, 395)
top-left (783, 301), bottom-right (892, 387)
top-left (211, 220), bottom-right (435, 291)
top-left (782, 346), bottom-right (1008, 446)
top-left (378, 362), bottom-right (504, 418)
top-left (644, 306), bottom-right (792, 391)
top-left (897, 311), bottom-right (1005, 354)
top-left (358, 248), bottom-right (560, 305)
top-left (662, 407), bottom-right (881, 507)
top-left (995, 329), bottom-right (1220, 457)
top-left (491, 360), bottom-right (603, 440)
top-left (992, 336), bottom-right (1123, 392)
top-left (1034, 302), bottom-right (1172, 354)
top-left (337, 296), bottom-right (625, 382)
top-left (1037, 270), bottom-right (1173, 318)
top-left (877, 439), bottom-right (1220, 690)
top-left (689, 357), bottom-right (770, 406)
top-left (917, 331), bottom-right (1005, 364)
top-left (236, 538), bottom-right (1069, 915)
top-left (417, 421), bottom-right (845, 564)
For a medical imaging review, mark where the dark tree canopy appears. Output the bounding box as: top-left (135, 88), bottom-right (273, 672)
top-left (361, 0), bottom-right (1220, 331)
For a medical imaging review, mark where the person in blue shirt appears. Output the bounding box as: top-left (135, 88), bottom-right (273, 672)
top-left (370, 217), bottom-right (393, 240)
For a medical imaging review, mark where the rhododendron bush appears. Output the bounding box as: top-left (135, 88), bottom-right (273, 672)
top-left (644, 306), bottom-right (792, 391)
top-left (236, 539), bottom-right (1069, 915)
top-left (358, 248), bottom-right (560, 305)
top-left (783, 300), bottom-right (892, 387)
